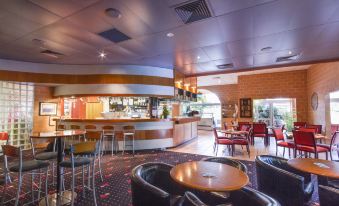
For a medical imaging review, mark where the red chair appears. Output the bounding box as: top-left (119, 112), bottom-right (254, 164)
top-left (317, 131), bottom-right (339, 160)
top-left (251, 123), bottom-right (269, 146)
top-left (237, 122), bottom-right (250, 131)
top-left (272, 128), bottom-right (294, 157)
top-left (331, 124), bottom-right (339, 135)
top-left (293, 130), bottom-right (329, 159)
top-left (212, 127), bottom-right (233, 156)
top-left (294, 122), bottom-right (306, 129)
top-left (232, 129), bottom-right (252, 158)
top-left (306, 124), bottom-right (322, 134)
top-left (0, 132), bottom-right (9, 145)
top-left (299, 127), bottom-right (317, 133)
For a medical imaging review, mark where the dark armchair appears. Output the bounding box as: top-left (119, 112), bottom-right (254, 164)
top-left (179, 187), bottom-right (280, 206)
top-left (255, 155), bottom-right (314, 206)
top-left (319, 185), bottom-right (339, 206)
top-left (131, 162), bottom-right (185, 206)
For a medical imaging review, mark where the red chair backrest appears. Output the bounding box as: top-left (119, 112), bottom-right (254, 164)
top-left (299, 127), bottom-right (316, 133)
top-left (0, 132), bottom-right (9, 141)
top-left (240, 124), bottom-right (251, 132)
top-left (294, 122), bottom-right (306, 128)
top-left (306, 124), bottom-right (322, 134)
top-left (212, 127), bottom-right (219, 141)
top-left (273, 128), bottom-right (284, 141)
top-left (331, 124), bottom-right (339, 135)
top-left (238, 122), bottom-right (250, 131)
top-left (293, 130), bottom-right (316, 147)
top-left (253, 123), bottom-right (267, 134)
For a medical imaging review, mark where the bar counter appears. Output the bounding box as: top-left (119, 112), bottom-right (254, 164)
top-left (55, 117), bottom-right (200, 150)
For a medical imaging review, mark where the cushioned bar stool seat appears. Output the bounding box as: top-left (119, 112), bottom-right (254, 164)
top-left (9, 160), bottom-right (50, 172)
top-left (35, 151), bottom-right (58, 160)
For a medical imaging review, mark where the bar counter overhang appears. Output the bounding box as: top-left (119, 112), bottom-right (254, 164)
top-left (56, 117), bottom-right (200, 150)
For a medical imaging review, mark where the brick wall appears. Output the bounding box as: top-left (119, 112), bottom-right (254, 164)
top-left (33, 86), bottom-right (60, 132)
top-left (200, 70), bottom-right (308, 127)
top-left (307, 62), bottom-right (339, 134)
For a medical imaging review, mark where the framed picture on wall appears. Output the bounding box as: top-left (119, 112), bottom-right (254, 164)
top-left (39, 102), bottom-right (58, 116)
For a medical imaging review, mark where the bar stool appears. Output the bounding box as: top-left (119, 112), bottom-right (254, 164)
top-left (60, 141), bottom-right (98, 206)
top-left (30, 136), bottom-right (57, 185)
top-left (85, 130), bottom-right (104, 182)
top-left (102, 125), bottom-right (116, 156)
top-left (122, 125), bottom-right (135, 156)
top-left (2, 145), bottom-right (50, 206)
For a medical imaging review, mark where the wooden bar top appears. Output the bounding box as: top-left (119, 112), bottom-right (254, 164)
top-left (55, 118), bottom-right (171, 123)
top-left (54, 117), bottom-right (200, 124)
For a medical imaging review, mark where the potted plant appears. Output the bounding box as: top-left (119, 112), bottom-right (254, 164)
top-left (162, 106), bottom-right (170, 119)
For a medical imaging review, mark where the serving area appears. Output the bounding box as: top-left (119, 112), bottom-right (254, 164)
top-left (55, 117), bottom-right (199, 150)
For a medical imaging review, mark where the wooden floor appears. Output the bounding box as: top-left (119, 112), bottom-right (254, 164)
top-left (169, 130), bottom-right (336, 161)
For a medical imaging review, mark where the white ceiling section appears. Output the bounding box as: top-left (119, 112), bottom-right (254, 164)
top-left (198, 64), bottom-right (310, 86)
top-left (0, 0), bottom-right (338, 76)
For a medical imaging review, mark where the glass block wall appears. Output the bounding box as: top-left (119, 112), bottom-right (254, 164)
top-left (0, 81), bottom-right (34, 148)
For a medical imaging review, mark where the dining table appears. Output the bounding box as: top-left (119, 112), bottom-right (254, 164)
top-left (170, 161), bottom-right (249, 192)
top-left (287, 158), bottom-right (339, 179)
top-left (30, 130), bottom-right (86, 206)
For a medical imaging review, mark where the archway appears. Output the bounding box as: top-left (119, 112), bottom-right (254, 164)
top-left (190, 89), bottom-right (222, 128)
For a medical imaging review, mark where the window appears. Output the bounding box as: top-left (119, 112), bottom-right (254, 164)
top-left (330, 91), bottom-right (339, 124)
top-left (253, 98), bottom-right (296, 131)
top-left (0, 81), bottom-right (34, 148)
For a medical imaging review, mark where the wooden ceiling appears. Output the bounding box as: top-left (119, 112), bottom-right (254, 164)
top-left (0, 0), bottom-right (339, 76)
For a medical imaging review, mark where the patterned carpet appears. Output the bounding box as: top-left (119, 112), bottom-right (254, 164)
top-left (2, 150), bottom-right (319, 206)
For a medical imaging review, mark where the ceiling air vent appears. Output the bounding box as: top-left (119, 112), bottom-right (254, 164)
top-left (174, 0), bottom-right (212, 24)
top-left (98, 28), bottom-right (131, 43)
top-left (276, 54), bottom-right (300, 62)
top-left (40, 50), bottom-right (64, 58)
top-left (217, 63), bottom-right (233, 69)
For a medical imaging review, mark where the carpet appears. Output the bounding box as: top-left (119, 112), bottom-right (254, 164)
top-left (2, 150), bottom-right (319, 206)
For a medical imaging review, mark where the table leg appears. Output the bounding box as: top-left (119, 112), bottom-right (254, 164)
top-left (56, 137), bottom-right (63, 198)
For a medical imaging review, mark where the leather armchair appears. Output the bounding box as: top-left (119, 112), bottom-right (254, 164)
top-left (177, 187), bottom-right (280, 206)
top-left (131, 162), bottom-right (185, 206)
top-left (255, 155), bottom-right (314, 206)
top-left (319, 185), bottom-right (339, 206)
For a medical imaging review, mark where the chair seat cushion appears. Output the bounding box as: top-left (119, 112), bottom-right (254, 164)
top-left (233, 139), bottom-right (248, 145)
top-left (218, 139), bottom-right (233, 145)
top-left (317, 143), bottom-right (331, 150)
top-left (296, 145), bottom-right (329, 153)
top-left (60, 157), bottom-right (91, 168)
top-left (277, 141), bottom-right (294, 148)
top-left (10, 160), bottom-right (50, 172)
top-left (35, 152), bottom-right (58, 160)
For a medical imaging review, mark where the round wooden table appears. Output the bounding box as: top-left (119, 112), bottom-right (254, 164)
top-left (31, 130), bottom-right (86, 206)
top-left (170, 161), bottom-right (249, 192)
top-left (287, 158), bottom-right (339, 179)
top-left (220, 130), bottom-right (249, 136)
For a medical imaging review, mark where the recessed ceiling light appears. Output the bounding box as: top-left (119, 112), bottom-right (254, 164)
top-left (197, 56), bottom-right (201, 59)
top-left (166, 32), bottom-right (174, 37)
top-left (99, 51), bottom-right (106, 59)
top-left (261, 46), bottom-right (272, 51)
top-left (105, 8), bottom-right (122, 18)
top-left (288, 50), bottom-right (292, 55)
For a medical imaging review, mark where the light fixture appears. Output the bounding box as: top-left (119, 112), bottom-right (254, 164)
top-left (288, 50), bottom-right (292, 55)
top-left (105, 8), bottom-right (122, 18)
top-left (197, 56), bottom-right (201, 59)
top-left (166, 32), bottom-right (174, 37)
top-left (99, 51), bottom-right (106, 59)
